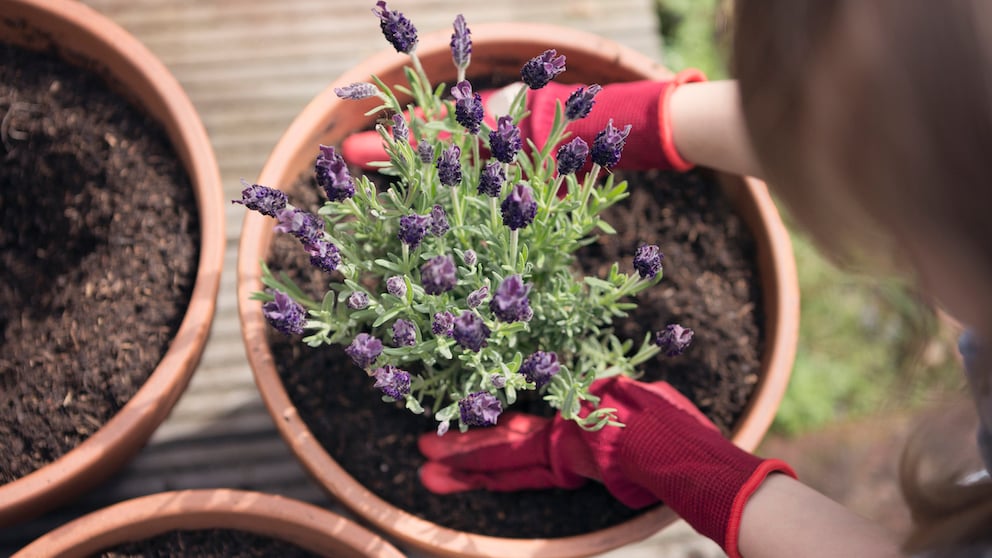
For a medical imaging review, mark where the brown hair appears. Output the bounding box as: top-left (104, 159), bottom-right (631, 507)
top-left (732, 0), bottom-right (992, 554)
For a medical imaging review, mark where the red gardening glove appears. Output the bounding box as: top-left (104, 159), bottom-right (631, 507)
top-left (342, 69), bottom-right (706, 172)
top-left (418, 376), bottom-right (795, 558)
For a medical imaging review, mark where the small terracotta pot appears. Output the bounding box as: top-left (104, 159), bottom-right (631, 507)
top-left (239, 23), bottom-right (798, 558)
top-left (12, 489), bottom-right (405, 558)
top-left (0, 0), bottom-right (225, 527)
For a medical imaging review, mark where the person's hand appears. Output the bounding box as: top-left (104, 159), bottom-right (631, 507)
top-left (341, 69), bottom-right (706, 172)
top-left (418, 376), bottom-right (795, 558)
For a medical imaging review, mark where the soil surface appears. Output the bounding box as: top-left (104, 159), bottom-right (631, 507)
top-left (0, 44), bottom-right (199, 483)
top-left (96, 529), bottom-right (323, 558)
top-left (264, 166), bottom-right (764, 538)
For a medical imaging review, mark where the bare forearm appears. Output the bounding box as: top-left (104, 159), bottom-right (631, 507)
top-left (738, 474), bottom-right (903, 558)
top-left (669, 79), bottom-right (764, 179)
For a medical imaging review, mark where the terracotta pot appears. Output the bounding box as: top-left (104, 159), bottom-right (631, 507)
top-left (238, 23), bottom-right (798, 558)
top-left (0, 0), bottom-right (225, 527)
top-left (12, 489), bottom-right (405, 558)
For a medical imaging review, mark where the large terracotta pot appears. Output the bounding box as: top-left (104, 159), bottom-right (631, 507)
top-left (13, 489), bottom-right (405, 558)
top-left (0, 0), bottom-right (225, 526)
top-left (238, 23), bottom-right (798, 558)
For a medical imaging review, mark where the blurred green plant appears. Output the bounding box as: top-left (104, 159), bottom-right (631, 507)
top-left (652, 0), bottom-right (963, 435)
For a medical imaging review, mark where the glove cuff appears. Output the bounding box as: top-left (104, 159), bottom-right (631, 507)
top-left (659, 68), bottom-right (707, 172)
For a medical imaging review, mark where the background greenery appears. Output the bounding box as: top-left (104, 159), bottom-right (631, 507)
top-left (651, 0), bottom-right (963, 435)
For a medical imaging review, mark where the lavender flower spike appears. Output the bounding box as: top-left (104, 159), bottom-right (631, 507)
top-left (398, 213), bottom-right (431, 248)
top-left (633, 244), bottom-right (664, 279)
top-left (520, 49), bottom-right (566, 89)
top-left (391, 113), bottom-right (409, 143)
top-left (274, 208), bottom-right (322, 245)
top-left (520, 351), bottom-right (560, 387)
top-left (373, 365), bottom-right (411, 399)
top-left (556, 137), bottom-right (589, 176)
top-left (564, 84), bottom-right (602, 121)
top-left (489, 115), bottom-right (522, 164)
top-left (262, 290), bottom-right (306, 336)
top-left (450, 14), bottom-right (472, 70)
top-left (429, 204), bottom-right (450, 236)
top-left (304, 238), bottom-right (341, 273)
top-left (373, 1), bottom-right (418, 54)
top-left (417, 141), bottom-right (436, 164)
top-left (233, 181), bottom-right (287, 217)
top-left (591, 119), bottom-right (632, 169)
top-left (432, 311), bottom-right (455, 336)
top-left (500, 183), bottom-right (538, 230)
top-left (437, 144), bottom-right (463, 187)
top-left (466, 286), bottom-right (489, 308)
top-left (452, 311), bottom-right (490, 352)
top-left (489, 274), bottom-right (533, 323)
top-left (334, 82), bottom-right (378, 100)
top-left (654, 324), bottom-right (694, 357)
top-left (420, 255), bottom-right (457, 295)
top-left (392, 318), bottom-right (417, 347)
top-left (346, 333), bottom-right (383, 369)
top-left (459, 391), bottom-right (502, 427)
top-left (452, 81), bottom-right (484, 134)
top-left (478, 161), bottom-right (505, 197)
top-left (315, 145), bottom-right (355, 202)
top-left (386, 276), bottom-right (407, 298)
top-left (347, 291), bottom-right (369, 310)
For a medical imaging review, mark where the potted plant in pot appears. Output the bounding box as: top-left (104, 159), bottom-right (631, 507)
top-left (12, 489), bottom-right (405, 558)
top-left (0, 0), bottom-right (224, 527)
top-left (237, 4), bottom-right (797, 557)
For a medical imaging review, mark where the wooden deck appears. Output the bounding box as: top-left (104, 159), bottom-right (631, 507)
top-left (1, 1), bottom-right (724, 556)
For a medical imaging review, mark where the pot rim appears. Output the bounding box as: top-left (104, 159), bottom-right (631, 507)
top-left (12, 489), bottom-right (405, 558)
top-left (0, 0), bottom-right (225, 526)
top-left (238, 21), bottom-right (798, 558)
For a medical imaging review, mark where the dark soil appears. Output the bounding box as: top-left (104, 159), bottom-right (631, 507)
top-left (264, 166), bottom-right (763, 538)
top-left (96, 529), bottom-right (324, 558)
top-left (0, 44), bottom-right (199, 482)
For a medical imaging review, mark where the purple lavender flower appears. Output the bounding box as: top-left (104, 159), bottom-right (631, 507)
top-left (500, 183), bottom-right (538, 230)
top-left (275, 208), bottom-right (323, 245)
top-left (373, 365), bottom-right (411, 399)
top-left (304, 238), bottom-right (341, 273)
top-left (392, 113), bottom-right (409, 143)
top-left (392, 318), bottom-right (417, 347)
top-left (398, 213), bottom-right (431, 248)
top-left (451, 81), bottom-right (484, 134)
top-left (418, 141), bottom-right (435, 164)
top-left (489, 115), bottom-right (521, 164)
top-left (654, 324), bottom-right (694, 357)
top-left (591, 119), bottom-right (632, 169)
top-left (490, 374), bottom-right (507, 389)
top-left (478, 161), bottom-right (505, 197)
top-left (386, 276), bottom-right (407, 298)
top-left (459, 391), bottom-right (502, 427)
top-left (556, 137), bottom-right (589, 176)
top-left (520, 49), bottom-right (566, 89)
top-left (452, 311), bottom-right (490, 352)
top-left (564, 84), bottom-right (602, 120)
top-left (347, 291), bottom-right (369, 310)
top-left (262, 290), bottom-right (306, 336)
top-left (450, 14), bottom-right (472, 70)
top-left (420, 255), bottom-right (457, 295)
top-left (334, 82), bottom-right (378, 100)
top-left (633, 244), bottom-right (663, 279)
top-left (372, 1), bottom-right (417, 54)
top-left (346, 333), bottom-right (383, 369)
top-left (462, 249), bottom-right (477, 266)
top-left (489, 274), bottom-right (533, 323)
top-left (519, 351), bottom-right (560, 388)
top-left (429, 204), bottom-right (450, 236)
top-left (432, 311), bottom-right (455, 336)
top-left (315, 145), bottom-right (355, 202)
top-left (438, 145), bottom-right (462, 187)
top-left (466, 286), bottom-right (489, 308)
top-left (233, 182), bottom-right (287, 217)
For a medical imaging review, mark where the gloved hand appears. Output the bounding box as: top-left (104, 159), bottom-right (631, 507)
top-left (341, 69), bottom-right (706, 172)
top-left (418, 376), bottom-right (795, 558)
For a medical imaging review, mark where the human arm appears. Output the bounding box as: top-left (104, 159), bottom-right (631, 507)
top-left (419, 376), bottom-right (903, 558)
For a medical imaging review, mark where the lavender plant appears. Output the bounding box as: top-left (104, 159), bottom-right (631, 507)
top-left (236, 2), bottom-right (693, 434)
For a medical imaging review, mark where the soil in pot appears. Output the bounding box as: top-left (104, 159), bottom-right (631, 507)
top-left (264, 166), bottom-right (762, 539)
top-left (0, 43), bottom-right (199, 482)
top-left (95, 529), bottom-right (323, 558)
